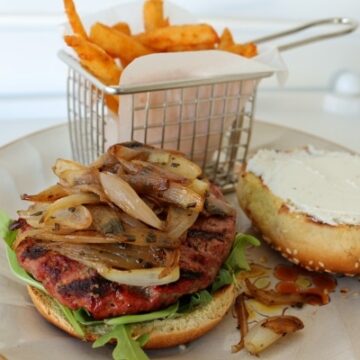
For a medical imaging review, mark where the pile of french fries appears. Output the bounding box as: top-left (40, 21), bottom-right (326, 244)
top-left (63, 0), bottom-right (258, 112)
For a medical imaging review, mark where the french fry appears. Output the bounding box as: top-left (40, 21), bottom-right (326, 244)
top-left (64, 35), bottom-right (122, 85)
top-left (105, 95), bottom-right (120, 114)
top-left (218, 28), bottom-right (234, 49)
top-left (143, 0), bottom-right (169, 32)
top-left (90, 22), bottom-right (153, 67)
top-left (166, 43), bottom-right (215, 52)
top-left (218, 28), bottom-right (257, 58)
top-left (112, 21), bottom-right (131, 36)
top-left (226, 43), bottom-right (258, 58)
top-left (136, 24), bottom-right (219, 52)
top-left (63, 0), bottom-right (88, 39)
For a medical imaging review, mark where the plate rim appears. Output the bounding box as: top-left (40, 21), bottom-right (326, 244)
top-left (0, 120), bottom-right (354, 155)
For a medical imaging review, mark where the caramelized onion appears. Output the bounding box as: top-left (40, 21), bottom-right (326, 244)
top-left (42, 193), bottom-right (99, 223)
top-left (88, 205), bottom-right (124, 235)
top-left (232, 294), bottom-right (249, 353)
top-left (188, 179), bottom-right (209, 196)
top-left (205, 193), bottom-right (235, 217)
top-left (166, 206), bottom-right (199, 239)
top-left (39, 241), bottom-right (180, 286)
top-left (262, 315), bottom-right (304, 335)
top-left (68, 184), bottom-right (110, 203)
top-left (148, 152), bottom-right (202, 179)
top-left (99, 265), bottom-right (180, 286)
top-left (27, 228), bottom-right (178, 248)
top-left (100, 172), bottom-right (164, 230)
top-left (18, 202), bottom-right (92, 231)
top-left (161, 183), bottom-right (204, 212)
top-left (53, 159), bottom-right (99, 187)
top-left (40, 242), bottom-right (178, 269)
top-left (244, 315), bottom-right (304, 355)
top-left (131, 160), bottom-right (190, 185)
top-left (108, 142), bottom-right (152, 161)
top-left (53, 158), bottom-right (86, 174)
top-left (21, 184), bottom-right (68, 202)
top-left (18, 203), bottom-right (48, 228)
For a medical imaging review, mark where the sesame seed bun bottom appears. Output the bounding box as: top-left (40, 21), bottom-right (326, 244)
top-left (27, 283), bottom-right (236, 348)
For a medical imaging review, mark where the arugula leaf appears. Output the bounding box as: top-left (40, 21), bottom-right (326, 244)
top-left (73, 308), bottom-right (104, 326)
top-left (137, 334), bottom-right (150, 348)
top-left (178, 289), bottom-right (212, 313)
top-left (5, 247), bottom-right (45, 291)
top-left (1, 212), bottom-right (45, 292)
top-left (56, 301), bottom-right (85, 337)
top-left (211, 268), bottom-right (233, 293)
top-left (106, 302), bottom-right (178, 326)
top-left (0, 210), bottom-right (16, 247)
top-left (93, 324), bottom-right (149, 360)
top-left (225, 233), bottom-right (260, 272)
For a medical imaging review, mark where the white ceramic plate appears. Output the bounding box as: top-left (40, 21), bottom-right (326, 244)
top-left (0, 122), bottom-right (358, 360)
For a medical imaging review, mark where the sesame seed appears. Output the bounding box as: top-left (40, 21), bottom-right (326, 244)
top-left (318, 261), bottom-right (325, 268)
top-left (345, 273), bottom-right (355, 277)
top-left (286, 248), bottom-right (292, 255)
top-left (293, 249), bottom-right (298, 255)
top-left (355, 262), bottom-right (359, 269)
top-left (293, 258), bottom-right (300, 264)
top-left (308, 260), bottom-right (314, 265)
top-left (305, 266), bottom-right (312, 271)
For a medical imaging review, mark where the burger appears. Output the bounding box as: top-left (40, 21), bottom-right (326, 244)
top-left (1, 142), bottom-right (259, 360)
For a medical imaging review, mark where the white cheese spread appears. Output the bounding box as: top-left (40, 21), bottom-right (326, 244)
top-left (246, 147), bottom-right (360, 226)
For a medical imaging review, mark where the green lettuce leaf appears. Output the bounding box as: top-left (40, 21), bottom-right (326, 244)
top-left (56, 301), bottom-right (85, 337)
top-left (5, 247), bottom-right (45, 291)
top-left (225, 233), bottom-right (261, 272)
top-left (178, 289), bottom-right (212, 313)
top-left (73, 308), bottom-right (104, 326)
top-left (0, 211), bottom-right (45, 292)
top-left (93, 324), bottom-right (148, 360)
top-left (106, 302), bottom-right (178, 326)
top-left (211, 268), bottom-right (233, 293)
top-left (0, 210), bottom-right (17, 247)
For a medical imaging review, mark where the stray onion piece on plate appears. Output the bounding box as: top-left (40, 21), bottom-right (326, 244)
top-left (232, 294), bottom-right (249, 353)
top-left (14, 141), bottom-right (235, 287)
top-left (245, 278), bottom-right (326, 306)
top-left (232, 289), bottom-right (305, 355)
top-left (244, 315), bottom-right (304, 355)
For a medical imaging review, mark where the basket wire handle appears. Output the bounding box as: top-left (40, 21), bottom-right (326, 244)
top-left (250, 17), bottom-right (358, 51)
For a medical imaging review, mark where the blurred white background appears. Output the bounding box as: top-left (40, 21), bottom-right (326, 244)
top-left (1, 0), bottom-right (360, 149)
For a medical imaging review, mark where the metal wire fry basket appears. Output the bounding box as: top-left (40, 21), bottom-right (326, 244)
top-left (59, 17), bottom-right (357, 192)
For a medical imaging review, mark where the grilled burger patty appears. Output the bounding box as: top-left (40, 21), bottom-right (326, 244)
top-left (16, 195), bottom-right (235, 319)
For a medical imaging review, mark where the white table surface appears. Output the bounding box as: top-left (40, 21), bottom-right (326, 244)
top-left (1, 90), bottom-right (359, 153)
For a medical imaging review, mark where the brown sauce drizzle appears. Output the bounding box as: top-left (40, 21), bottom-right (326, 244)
top-left (274, 264), bottom-right (337, 305)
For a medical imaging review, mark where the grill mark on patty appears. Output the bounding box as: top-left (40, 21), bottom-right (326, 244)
top-left (21, 243), bottom-right (48, 260)
top-left (180, 269), bottom-right (203, 279)
top-left (186, 229), bottom-right (224, 241)
top-left (58, 276), bottom-right (111, 298)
